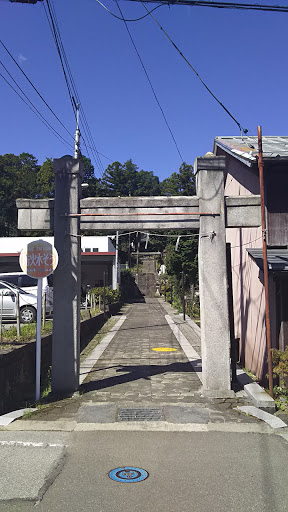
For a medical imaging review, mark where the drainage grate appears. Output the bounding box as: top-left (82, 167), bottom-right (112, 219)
top-left (118, 408), bottom-right (162, 422)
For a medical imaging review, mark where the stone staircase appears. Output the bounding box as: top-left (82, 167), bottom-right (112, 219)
top-left (136, 256), bottom-right (158, 298)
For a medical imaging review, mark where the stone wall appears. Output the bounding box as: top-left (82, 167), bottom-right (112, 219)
top-left (0, 303), bottom-right (122, 415)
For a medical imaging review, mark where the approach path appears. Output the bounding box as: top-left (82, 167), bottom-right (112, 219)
top-left (23, 298), bottom-right (257, 425)
top-left (80, 298), bottom-right (201, 404)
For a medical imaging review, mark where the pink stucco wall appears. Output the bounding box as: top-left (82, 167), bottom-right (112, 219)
top-left (216, 147), bottom-right (273, 379)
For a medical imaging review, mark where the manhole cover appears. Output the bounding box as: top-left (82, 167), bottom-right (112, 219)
top-left (118, 408), bottom-right (162, 421)
top-left (108, 467), bottom-right (149, 483)
top-left (152, 347), bottom-right (178, 352)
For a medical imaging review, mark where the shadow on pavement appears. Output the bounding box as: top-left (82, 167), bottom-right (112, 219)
top-left (79, 360), bottom-right (202, 394)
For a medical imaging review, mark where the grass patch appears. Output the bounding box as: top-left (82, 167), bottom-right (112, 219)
top-left (80, 307), bottom-right (101, 321)
top-left (0, 320), bottom-right (53, 348)
top-left (0, 308), bottom-right (102, 348)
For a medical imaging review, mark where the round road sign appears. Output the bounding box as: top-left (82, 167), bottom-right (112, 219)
top-left (20, 239), bottom-right (58, 278)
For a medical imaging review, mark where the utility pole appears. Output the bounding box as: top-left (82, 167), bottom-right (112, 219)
top-left (74, 103), bottom-right (80, 159)
top-left (51, 104), bottom-right (83, 395)
top-left (257, 125), bottom-right (274, 397)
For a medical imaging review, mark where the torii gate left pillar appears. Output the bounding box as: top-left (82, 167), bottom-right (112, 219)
top-left (52, 156), bottom-right (83, 395)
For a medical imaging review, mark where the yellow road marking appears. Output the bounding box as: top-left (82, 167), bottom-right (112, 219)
top-left (152, 347), bottom-right (178, 352)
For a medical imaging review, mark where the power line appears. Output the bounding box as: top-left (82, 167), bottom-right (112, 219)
top-left (230, 235), bottom-right (262, 248)
top-left (0, 58), bottom-right (73, 148)
top-left (43, 0), bottom-right (76, 118)
top-left (94, 0), bottom-right (163, 21)
top-left (0, 71), bottom-right (73, 151)
top-left (49, 0), bottom-right (105, 175)
top-left (44, 0), bottom-right (106, 177)
top-left (141, 2), bottom-right (248, 134)
top-left (44, 0), bottom-right (93, 167)
top-left (0, 39), bottom-right (74, 141)
top-left (115, 0), bottom-right (184, 162)
top-left (80, 104), bottom-right (106, 176)
top-left (126, 0), bottom-right (288, 13)
top-left (80, 142), bottom-right (114, 162)
top-left (45, 0), bottom-right (98, 168)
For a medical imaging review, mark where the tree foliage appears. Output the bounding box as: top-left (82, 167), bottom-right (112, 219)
top-left (80, 155), bottom-right (102, 198)
top-left (37, 158), bottom-right (54, 198)
top-left (165, 235), bottom-right (198, 283)
top-left (101, 159), bottom-right (161, 197)
top-left (0, 152), bottom-right (196, 249)
top-left (0, 153), bottom-right (40, 236)
top-left (161, 162), bottom-right (196, 196)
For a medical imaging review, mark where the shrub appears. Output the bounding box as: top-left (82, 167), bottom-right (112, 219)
top-left (186, 299), bottom-right (200, 320)
top-left (89, 287), bottom-right (120, 305)
top-left (271, 347), bottom-right (288, 379)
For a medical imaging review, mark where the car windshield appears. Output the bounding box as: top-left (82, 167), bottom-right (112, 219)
top-left (0, 281), bottom-right (29, 294)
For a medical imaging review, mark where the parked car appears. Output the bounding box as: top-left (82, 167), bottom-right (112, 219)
top-left (0, 280), bottom-right (53, 324)
top-left (0, 272), bottom-right (53, 307)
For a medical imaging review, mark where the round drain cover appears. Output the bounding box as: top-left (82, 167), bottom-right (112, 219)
top-left (108, 467), bottom-right (149, 483)
top-left (152, 347), bottom-right (177, 352)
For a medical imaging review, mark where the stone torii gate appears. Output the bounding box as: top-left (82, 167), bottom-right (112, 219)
top-left (16, 154), bottom-right (261, 396)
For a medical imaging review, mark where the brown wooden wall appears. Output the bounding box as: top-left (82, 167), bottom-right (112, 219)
top-left (266, 166), bottom-right (288, 246)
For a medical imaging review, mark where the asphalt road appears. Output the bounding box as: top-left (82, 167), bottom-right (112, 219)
top-left (1, 430), bottom-right (288, 512)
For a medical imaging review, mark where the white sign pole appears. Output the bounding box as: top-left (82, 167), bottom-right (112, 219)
top-left (0, 292), bottom-right (3, 343)
top-left (35, 278), bottom-right (43, 402)
top-left (16, 291), bottom-right (20, 337)
top-left (20, 240), bottom-right (58, 402)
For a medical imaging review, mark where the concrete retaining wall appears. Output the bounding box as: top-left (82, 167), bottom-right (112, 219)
top-left (0, 303), bottom-right (122, 415)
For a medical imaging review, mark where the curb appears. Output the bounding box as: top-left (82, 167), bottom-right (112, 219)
top-left (236, 368), bottom-right (275, 411)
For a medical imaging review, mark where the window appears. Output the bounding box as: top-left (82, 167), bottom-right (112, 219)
top-left (92, 248), bottom-right (98, 252)
top-left (19, 275), bottom-right (38, 287)
top-left (1, 275), bottom-right (18, 286)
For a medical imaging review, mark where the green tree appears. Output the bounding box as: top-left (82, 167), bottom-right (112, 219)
top-left (37, 158), bottom-right (54, 197)
top-left (165, 235), bottom-right (198, 284)
top-left (17, 152), bottom-right (39, 198)
top-left (101, 160), bottom-right (138, 197)
top-left (81, 155), bottom-right (102, 198)
top-left (161, 162), bottom-right (195, 196)
top-left (0, 154), bottom-right (19, 235)
top-left (136, 170), bottom-right (161, 196)
top-left (101, 159), bottom-right (160, 197)
top-left (0, 152), bottom-right (40, 235)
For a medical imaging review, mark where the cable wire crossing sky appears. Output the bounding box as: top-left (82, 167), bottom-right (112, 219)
top-left (0, 0), bottom-right (287, 180)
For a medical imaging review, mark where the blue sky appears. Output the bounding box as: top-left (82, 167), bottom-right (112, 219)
top-left (0, 0), bottom-right (287, 181)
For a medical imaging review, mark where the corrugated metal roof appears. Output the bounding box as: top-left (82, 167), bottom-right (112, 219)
top-left (214, 136), bottom-right (288, 165)
top-left (247, 248), bottom-right (288, 272)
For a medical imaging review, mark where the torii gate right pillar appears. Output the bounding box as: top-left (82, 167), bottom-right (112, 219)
top-left (195, 154), bottom-right (232, 394)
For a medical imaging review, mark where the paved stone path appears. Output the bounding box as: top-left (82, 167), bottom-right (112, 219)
top-left (20, 298), bottom-right (264, 426)
top-left (81, 299), bottom-right (201, 403)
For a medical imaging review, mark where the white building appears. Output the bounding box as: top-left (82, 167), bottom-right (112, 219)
top-left (0, 236), bottom-right (119, 290)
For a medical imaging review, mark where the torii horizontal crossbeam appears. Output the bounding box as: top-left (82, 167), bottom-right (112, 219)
top-left (16, 194), bottom-right (261, 232)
